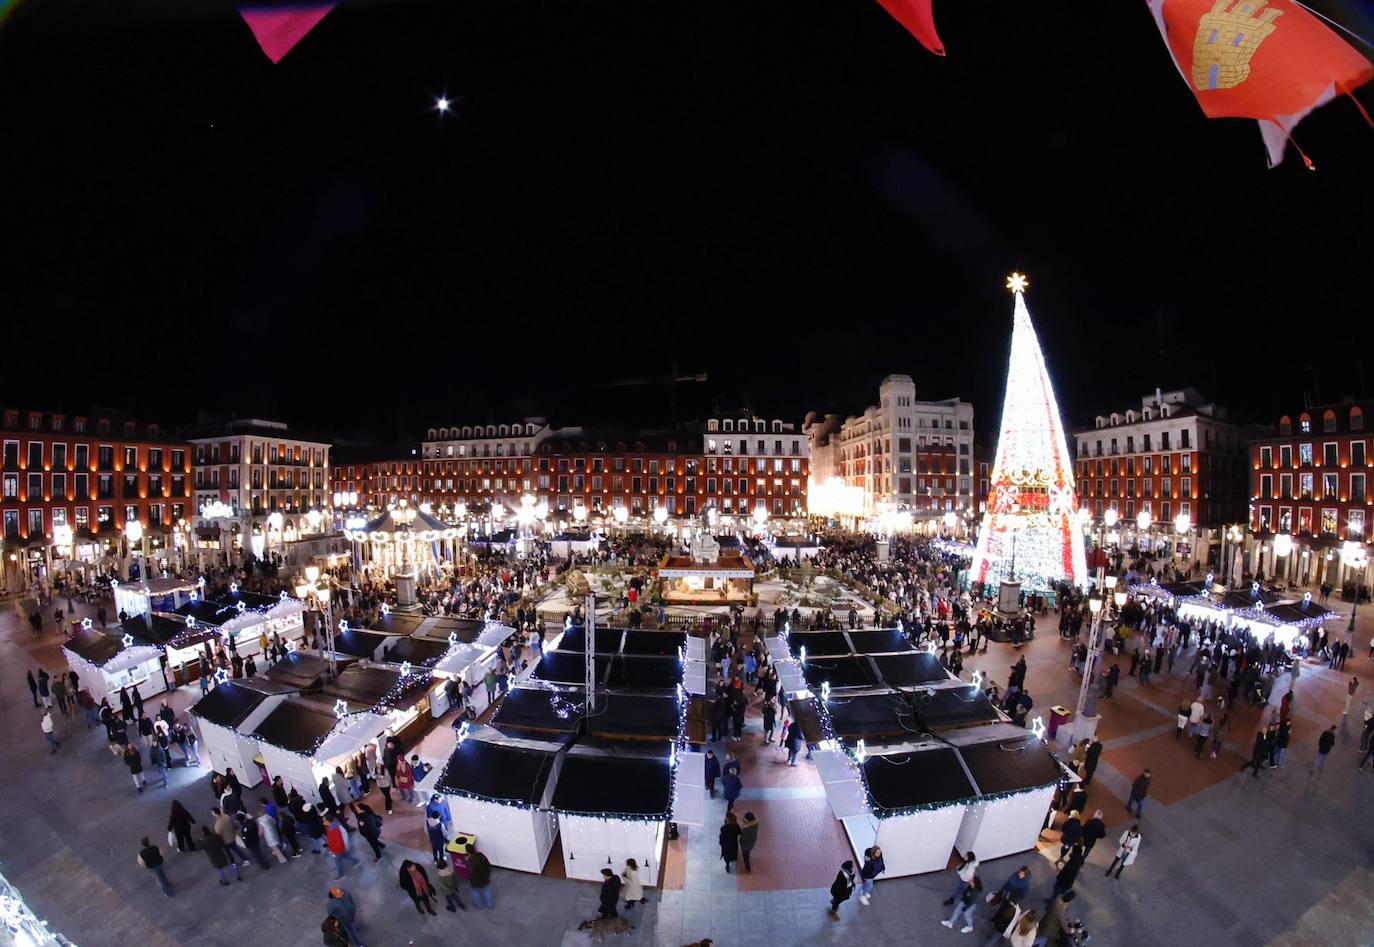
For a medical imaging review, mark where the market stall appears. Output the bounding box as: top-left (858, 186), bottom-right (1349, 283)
top-left (949, 727), bottom-right (1064, 861)
top-left (549, 531), bottom-right (599, 560)
top-left (321, 663), bottom-right (437, 746)
top-left (62, 628), bottom-right (164, 703)
top-left (264, 650), bottom-right (337, 690)
top-left (113, 576), bottom-right (200, 620)
top-left (189, 678), bottom-right (296, 787)
top-left (250, 696), bottom-right (391, 804)
top-left (551, 739), bottom-right (675, 886)
top-left (435, 726), bottom-right (568, 873)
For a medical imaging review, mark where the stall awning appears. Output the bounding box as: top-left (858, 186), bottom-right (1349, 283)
top-left (315, 712), bottom-right (389, 762)
top-left (812, 749), bottom-right (870, 819)
top-left (802, 656), bottom-right (879, 691)
top-left (872, 653), bottom-right (947, 689)
top-left (863, 746), bottom-right (977, 813)
top-left (190, 680), bottom-right (269, 728)
top-left (788, 632), bottom-right (850, 659)
top-left (671, 751), bottom-right (705, 827)
top-left (491, 687), bottom-right (583, 735)
top-left (586, 694), bottom-right (683, 741)
top-left (251, 699), bottom-right (340, 754)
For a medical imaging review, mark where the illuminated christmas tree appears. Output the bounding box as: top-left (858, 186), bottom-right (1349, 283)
top-left (971, 273), bottom-right (1087, 593)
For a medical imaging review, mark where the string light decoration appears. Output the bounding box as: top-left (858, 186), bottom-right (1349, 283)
top-left (80, 618), bottom-right (92, 631)
top-left (0, 866), bottom-right (70, 946)
top-left (122, 634), bottom-right (135, 648)
top-left (971, 274), bottom-right (1088, 592)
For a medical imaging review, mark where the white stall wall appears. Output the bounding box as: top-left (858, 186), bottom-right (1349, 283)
top-left (445, 796), bottom-right (558, 874)
top-left (954, 787), bottom-right (1056, 862)
top-left (197, 720), bottom-right (264, 788)
top-left (843, 805), bottom-right (967, 878)
top-left (559, 815), bottom-right (665, 887)
top-left (258, 741), bottom-right (322, 803)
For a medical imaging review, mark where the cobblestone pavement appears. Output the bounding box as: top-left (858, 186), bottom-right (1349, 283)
top-left (3, 593), bottom-right (1373, 946)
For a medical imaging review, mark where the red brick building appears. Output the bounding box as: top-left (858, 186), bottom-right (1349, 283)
top-left (1248, 400), bottom-right (1374, 589)
top-left (1, 407), bottom-right (192, 591)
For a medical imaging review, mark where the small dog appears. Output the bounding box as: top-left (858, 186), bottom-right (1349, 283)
top-left (577, 916), bottom-right (634, 942)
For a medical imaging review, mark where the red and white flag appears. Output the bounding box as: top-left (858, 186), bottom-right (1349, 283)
top-left (1147, 0), bottom-right (1374, 166)
top-left (873, 0), bottom-right (945, 55)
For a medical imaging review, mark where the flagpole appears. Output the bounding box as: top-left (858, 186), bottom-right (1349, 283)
top-left (1291, 0), bottom-right (1374, 51)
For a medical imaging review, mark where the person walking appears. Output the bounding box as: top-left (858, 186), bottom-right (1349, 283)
top-left (373, 766), bottom-right (393, 815)
top-left (1210, 712), bottom-right (1231, 759)
top-left (167, 800), bottom-right (197, 852)
top-left (467, 840), bottom-right (494, 908)
top-left (1005, 909), bottom-right (1041, 947)
top-left (352, 802), bottom-right (385, 862)
top-left (138, 837), bottom-right (174, 897)
top-left (1055, 811), bottom-right (1082, 867)
top-left (213, 807), bottom-right (252, 866)
top-left (321, 917), bottom-right (353, 947)
top-left (1105, 824), bottom-right (1141, 879)
top-left (719, 812), bottom-right (742, 873)
top-left (940, 875), bottom-right (982, 933)
top-left (256, 807), bottom-right (289, 863)
top-left (1050, 848), bottom-right (1085, 901)
top-left (621, 858), bottom-right (644, 910)
top-left (1193, 714), bottom-right (1212, 759)
top-left (857, 845), bottom-right (885, 905)
top-left (434, 855), bottom-right (468, 912)
top-left (326, 815), bottom-right (361, 878)
top-left (198, 827), bottom-right (243, 885)
top-left (395, 755), bottom-right (416, 804)
top-left (942, 851), bottom-right (979, 905)
top-left (236, 812), bottom-right (272, 870)
top-left (785, 717), bottom-right (806, 766)
top-left (398, 859), bottom-right (438, 916)
top-left (149, 741), bottom-right (170, 788)
top-left (721, 764), bottom-right (742, 814)
top-left (1345, 677), bottom-right (1360, 716)
top-left (827, 860), bottom-right (856, 920)
top-left (1125, 769), bottom-right (1151, 817)
top-left (327, 886), bottom-right (365, 946)
top-left (123, 743), bottom-right (146, 792)
top-left (40, 709), bottom-right (60, 753)
top-left (27, 670), bottom-right (39, 708)
top-left (597, 868), bottom-right (622, 919)
top-left (739, 812), bottom-right (759, 874)
top-left (1312, 724), bottom-right (1337, 774)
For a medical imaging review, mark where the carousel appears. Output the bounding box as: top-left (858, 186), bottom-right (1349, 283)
top-left (342, 502), bottom-right (463, 585)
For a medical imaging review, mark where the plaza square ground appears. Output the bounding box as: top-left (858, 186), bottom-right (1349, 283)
top-left (3, 592), bottom-right (1373, 947)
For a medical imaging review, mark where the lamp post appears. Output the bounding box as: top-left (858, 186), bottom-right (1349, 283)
top-left (1174, 511), bottom-right (1192, 571)
top-left (1342, 541), bottom-right (1367, 635)
top-left (296, 564), bottom-right (336, 680)
top-left (1074, 571), bottom-right (1120, 742)
top-left (1224, 524), bottom-right (1244, 588)
top-left (1135, 509), bottom-right (1152, 557)
top-left (124, 518), bottom-right (145, 581)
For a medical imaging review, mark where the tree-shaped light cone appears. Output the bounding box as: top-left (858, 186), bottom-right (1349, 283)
top-left (970, 286), bottom-right (1087, 591)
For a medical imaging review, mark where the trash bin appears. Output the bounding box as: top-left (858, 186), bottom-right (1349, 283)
top-left (1048, 705), bottom-right (1073, 741)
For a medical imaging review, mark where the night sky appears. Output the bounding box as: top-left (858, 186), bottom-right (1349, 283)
top-left (2, 1), bottom-right (1371, 446)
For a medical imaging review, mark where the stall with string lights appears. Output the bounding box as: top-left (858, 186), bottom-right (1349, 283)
top-left (62, 626), bottom-right (164, 703)
top-left (112, 576), bottom-right (201, 620)
top-left (189, 677), bottom-right (297, 787)
top-left (249, 696), bottom-right (391, 804)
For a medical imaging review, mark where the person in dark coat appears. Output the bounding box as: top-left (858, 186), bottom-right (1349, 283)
top-left (828, 860), bottom-right (856, 920)
top-left (1082, 737), bottom-right (1103, 785)
top-left (718, 812), bottom-right (742, 873)
top-left (1246, 729), bottom-right (1269, 777)
top-left (1056, 811), bottom-right (1082, 866)
top-left (1081, 810), bottom-right (1107, 858)
top-left (167, 800), bottom-right (197, 852)
top-left (398, 859), bottom-right (437, 915)
top-left (597, 868), bottom-right (622, 918)
top-left (721, 767), bottom-right (742, 814)
top-left (198, 827), bottom-right (242, 885)
top-left (118, 686), bottom-right (133, 721)
top-left (1049, 849), bottom-right (1084, 901)
top-left (26, 670), bottom-right (39, 708)
top-left (704, 750), bottom-right (720, 797)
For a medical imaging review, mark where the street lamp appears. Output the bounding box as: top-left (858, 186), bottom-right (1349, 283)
top-left (1075, 569), bottom-right (1118, 743)
top-left (1341, 540), bottom-right (1368, 634)
top-left (297, 565), bottom-right (337, 680)
top-left (125, 519), bottom-right (145, 580)
top-left (654, 505), bottom-right (669, 529)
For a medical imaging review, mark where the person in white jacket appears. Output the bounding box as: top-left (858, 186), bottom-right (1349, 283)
top-left (1105, 824), bottom-right (1141, 879)
top-left (256, 810), bottom-right (288, 862)
top-left (620, 858), bottom-right (644, 909)
top-left (1004, 908), bottom-right (1040, 947)
top-left (941, 851), bottom-right (979, 905)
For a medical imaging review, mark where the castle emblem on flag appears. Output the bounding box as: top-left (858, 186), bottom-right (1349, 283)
top-left (1191, 0), bottom-right (1282, 90)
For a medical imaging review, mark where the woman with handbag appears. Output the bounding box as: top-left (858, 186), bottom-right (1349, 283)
top-left (166, 800), bottom-right (197, 852)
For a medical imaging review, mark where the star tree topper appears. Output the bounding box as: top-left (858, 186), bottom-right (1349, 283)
top-left (1006, 271), bottom-right (1029, 294)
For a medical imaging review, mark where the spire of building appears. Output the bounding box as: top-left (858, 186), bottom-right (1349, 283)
top-left (970, 274), bottom-right (1087, 592)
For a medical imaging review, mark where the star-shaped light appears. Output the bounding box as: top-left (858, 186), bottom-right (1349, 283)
top-left (230, 582), bottom-right (238, 594)
top-left (186, 616), bottom-right (198, 628)
top-left (1029, 715), bottom-right (1046, 740)
top-left (380, 603), bottom-right (391, 616)
top-left (286, 638), bottom-right (298, 652)
top-left (1006, 271), bottom-right (1029, 294)
top-left (213, 668), bottom-right (230, 686)
top-left (399, 661), bottom-right (413, 678)
top-left (855, 739), bottom-right (868, 764)
top-left (924, 639), bottom-right (939, 656)
top-left (81, 617), bottom-right (93, 631)
top-left (333, 699), bottom-right (349, 718)
top-left (279, 590), bottom-right (288, 602)
top-left (122, 634), bottom-right (134, 648)
top-left (189, 590), bottom-right (199, 602)
top-left (436, 96), bottom-right (451, 113)
top-left (110, 578), bottom-right (120, 591)
top-left (821, 680), bottom-right (831, 702)
top-left (448, 631), bottom-right (459, 647)
top-left (338, 619), bottom-right (349, 635)
top-left (198, 575), bottom-right (206, 587)
top-left (971, 668), bottom-right (984, 689)
top-left (456, 721), bottom-right (471, 744)
top-left (236, 601), bottom-right (246, 614)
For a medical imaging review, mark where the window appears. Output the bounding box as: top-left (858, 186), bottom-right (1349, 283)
top-left (27, 472), bottom-right (41, 498)
top-left (98, 445), bottom-right (114, 470)
top-left (52, 444), bottom-right (67, 469)
top-left (1300, 444), bottom-right (1313, 465)
top-left (1258, 506), bottom-right (1272, 531)
top-left (27, 442), bottom-right (42, 469)
top-left (1260, 474), bottom-right (1273, 498)
top-left (1299, 473), bottom-right (1314, 499)
top-left (1323, 473), bottom-right (1338, 499)
top-left (1324, 443), bottom-right (1338, 467)
top-left (1353, 408), bottom-right (1365, 431)
top-left (1350, 509), bottom-right (1366, 539)
top-left (1352, 473), bottom-right (1366, 504)
top-left (1279, 473), bottom-right (1291, 498)
top-left (1278, 507), bottom-right (1292, 532)
top-left (1300, 414), bottom-right (1312, 433)
top-left (52, 472), bottom-right (66, 498)
top-left (1354, 442), bottom-right (1367, 467)
top-left (1280, 445), bottom-right (1292, 467)
top-left (74, 507), bottom-right (88, 530)
top-left (1260, 446), bottom-right (1272, 467)
top-left (28, 509), bottom-right (43, 535)
top-left (1323, 410), bottom-right (1337, 432)
top-left (2, 510), bottom-right (16, 538)
top-left (1321, 508), bottom-right (1339, 536)
top-left (1, 473), bottom-right (15, 499)
top-left (1181, 429), bottom-right (1190, 448)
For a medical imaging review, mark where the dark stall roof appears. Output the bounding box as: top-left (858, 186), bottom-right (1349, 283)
top-left (621, 630), bottom-right (687, 657)
top-left (64, 629), bottom-right (123, 666)
top-left (847, 631), bottom-right (915, 655)
top-left (802, 656), bottom-right (878, 691)
top-left (329, 630), bottom-right (391, 658)
top-left (437, 734), bottom-right (567, 806)
top-left (251, 699), bottom-right (339, 754)
top-left (173, 600), bottom-right (236, 626)
top-left (491, 687), bottom-right (584, 735)
top-left (786, 696), bottom-right (826, 744)
top-left (826, 694), bottom-right (918, 741)
top-left (872, 653), bottom-right (948, 688)
top-left (1266, 601), bottom-right (1335, 624)
top-left (586, 694), bottom-right (682, 740)
top-left (322, 666), bottom-right (404, 709)
top-left (119, 614), bottom-right (189, 647)
top-left (382, 636), bottom-right (451, 667)
top-left (864, 747), bottom-right (978, 813)
top-left (422, 616), bottom-right (485, 643)
top-left (959, 735), bottom-right (1063, 796)
top-left (788, 632), bottom-right (850, 658)
top-left (532, 652), bottom-right (608, 686)
top-left (552, 748), bottom-right (673, 818)
top-left (213, 590), bottom-right (282, 611)
top-left (366, 612), bottom-right (428, 637)
top-left (555, 626), bottom-right (625, 654)
top-left (264, 651), bottom-right (334, 689)
top-left (190, 681), bottom-right (269, 728)
top-left (605, 655), bottom-right (683, 689)
top-left (910, 686), bottom-right (1003, 730)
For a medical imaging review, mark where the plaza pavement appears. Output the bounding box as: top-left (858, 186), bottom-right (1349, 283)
top-left (3, 593), bottom-right (1374, 946)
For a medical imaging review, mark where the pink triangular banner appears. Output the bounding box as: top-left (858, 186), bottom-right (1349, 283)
top-left (239, 4), bottom-right (335, 64)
